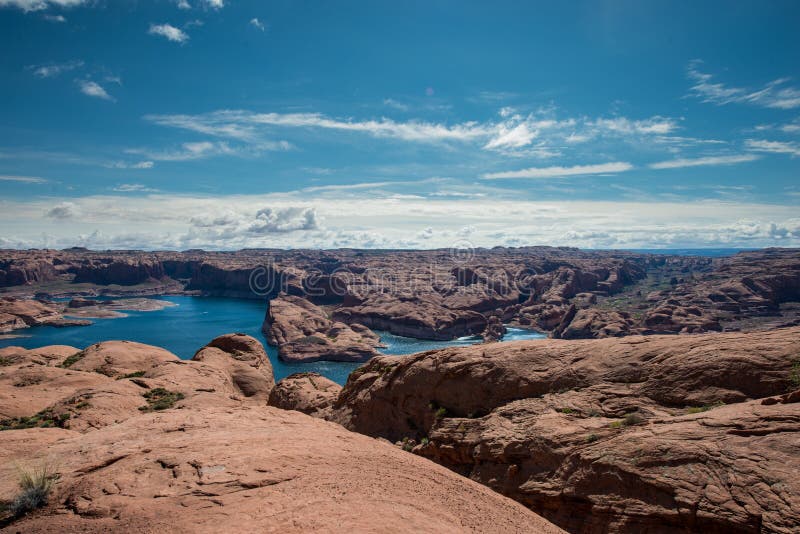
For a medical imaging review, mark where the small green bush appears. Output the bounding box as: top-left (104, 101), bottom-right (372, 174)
top-left (559, 407), bottom-right (574, 414)
top-left (585, 434), bottom-right (598, 443)
top-left (139, 388), bottom-right (185, 412)
top-left (0, 357), bottom-right (14, 367)
top-left (60, 351), bottom-right (86, 369)
top-left (0, 411), bottom-right (70, 432)
top-left (623, 413), bottom-right (645, 426)
top-left (434, 407), bottom-right (447, 419)
top-left (118, 371), bottom-right (146, 380)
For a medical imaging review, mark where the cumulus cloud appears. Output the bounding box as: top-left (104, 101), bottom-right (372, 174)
top-left (148, 23), bottom-right (189, 43)
top-left (482, 162), bottom-right (633, 180)
top-left (77, 80), bottom-right (114, 101)
top-left (745, 139), bottom-right (800, 157)
top-left (249, 207), bottom-right (319, 233)
top-left (203, 0), bottom-right (223, 8)
top-left (0, 0), bottom-right (85, 11)
top-left (46, 201), bottom-right (79, 219)
top-left (649, 154), bottom-right (759, 170)
top-left (687, 60), bottom-right (800, 109)
top-left (176, 0), bottom-right (190, 8)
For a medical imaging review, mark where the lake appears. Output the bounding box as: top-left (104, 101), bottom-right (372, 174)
top-left (0, 296), bottom-right (545, 384)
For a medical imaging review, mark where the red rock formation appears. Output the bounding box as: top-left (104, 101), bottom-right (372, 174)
top-left (263, 294), bottom-right (382, 362)
top-left (268, 372), bottom-right (341, 417)
top-left (0, 297), bottom-right (91, 333)
top-left (329, 328), bottom-right (800, 533)
top-left (0, 336), bottom-right (561, 533)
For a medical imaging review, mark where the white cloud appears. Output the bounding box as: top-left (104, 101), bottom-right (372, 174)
top-left (144, 109), bottom-right (678, 156)
top-left (148, 23), bottom-right (189, 43)
top-left (0, 174), bottom-right (46, 183)
top-left (0, 0), bottom-right (86, 11)
top-left (649, 154), bottom-right (759, 170)
top-left (688, 61), bottom-right (800, 109)
top-left (43, 13), bottom-right (65, 21)
top-left (3, 194), bottom-right (798, 250)
top-left (112, 183), bottom-right (160, 193)
top-left (77, 80), bottom-right (114, 101)
top-left (106, 161), bottom-right (155, 169)
top-left (29, 60), bottom-right (83, 78)
top-left (176, 0), bottom-right (190, 8)
top-left (745, 139), bottom-right (800, 157)
top-left (250, 17), bottom-right (265, 31)
top-left (482, 162), bottom-right (633, 180)
top-left (383, 98), bottom-right (409, 111)
top-left (203, 0), bottom-right (223, 8)
top-left (126, 139), bottom-right (289, 161)
top-left (588, 116), bottom-right (678, 135)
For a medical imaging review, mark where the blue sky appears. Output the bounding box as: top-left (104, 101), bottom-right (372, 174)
top-left (0, 0), bottom-right (798, 250)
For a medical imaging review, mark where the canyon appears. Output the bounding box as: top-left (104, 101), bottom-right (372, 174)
top-left (1, 247), bottom-right (799, 532)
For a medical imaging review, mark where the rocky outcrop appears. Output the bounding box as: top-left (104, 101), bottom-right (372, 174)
top-left (333, 296), bottom-right (489, 340)
top-left (192, 333), bottom-right (275, 400)
top-left (481, 314), bottom-right (506, 342)
top-left (0, 336), bottom-right (561, 533)
top-left (330, 328), bottom-right (800, 533)
top-left (552, 307), bottom-right (635, 339)
top-left (263, 294), bottom-right (382, 362)
top-left (0, 297), bottom-right (91, 333)
top-left (268, 372), bottom-right (341, 417)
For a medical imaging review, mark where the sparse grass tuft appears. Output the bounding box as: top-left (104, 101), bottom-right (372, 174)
top-left (686, 401), bottom-right (725, 414)
top-left (559, 407), bottom-right (575, 415)
top-left (790, 360), bottom-right (800, 390)
top-left (5, 462), bottom-right (58, 518)
top-left (138, 388), bottom-right (184, 412)
top-left (610, 412), bottom-right (645, 429)
top-left (0, 357), bottom-right (14, 367)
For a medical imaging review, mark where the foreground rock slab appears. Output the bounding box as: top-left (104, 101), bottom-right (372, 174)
top-left (0, 335), bottom-right (560, 533)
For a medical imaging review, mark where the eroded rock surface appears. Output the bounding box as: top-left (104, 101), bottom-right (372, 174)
top-left (0, 336), bottom-right (560, 534)
top-left (268, 372), bottom-right (342, 417)
top-left (330, 327), bottom-right (800, 533)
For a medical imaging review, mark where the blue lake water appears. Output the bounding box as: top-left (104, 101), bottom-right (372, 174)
top-left (0, 296), bottom-right (545, 384)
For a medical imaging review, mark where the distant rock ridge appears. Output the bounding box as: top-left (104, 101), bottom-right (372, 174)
top-left (1, 247), bottom-right (799, 341)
